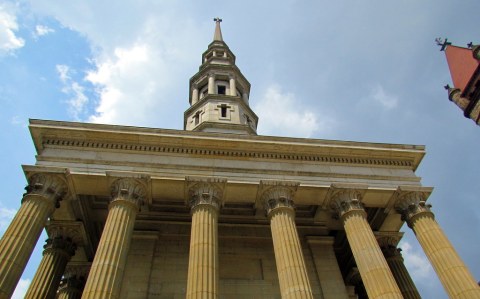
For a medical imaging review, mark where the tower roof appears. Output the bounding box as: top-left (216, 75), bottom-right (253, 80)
top-left (213, 17), bottom-right (223, 41)
top-left (444, 45), bottom-right (479, 91)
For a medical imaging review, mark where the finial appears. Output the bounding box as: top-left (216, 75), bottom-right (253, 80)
top-left (467, 42), bottom-right (474, 49)
top-left (444, 84), bottom-right (450, 90)
top-left (435, 37), bottom-right (451, 51)
top-left (213, 17), bottom-right (223, 41)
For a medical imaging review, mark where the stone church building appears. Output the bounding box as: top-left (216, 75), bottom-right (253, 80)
top-left (0, 19), bottom-right (479, 299)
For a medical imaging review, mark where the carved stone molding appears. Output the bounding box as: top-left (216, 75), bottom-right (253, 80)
top-left (375, 232), bottom-right (404, 249)
top-left (375, 232), bottom-right (404, 260)
top-left (42, 138), bottom-right (415, 168)
top-left (43, 236), bottom-right (77, 259)
top-left (185, 176), bottom-right (227, 211)
top-left (45, 221), bottom-right (93, 259)
top-left (326, 185), bottom-right (367, 219)
top-left (23, 173), bottom-right (68, 207)
top-left (110, 178), bottom-right (147, 209)
top-left (59, 263), bottom-right (91, 294)
top-left (257, 180), bottom-right (299, 215)
top-left (394, 189), bottom-right (434, 228)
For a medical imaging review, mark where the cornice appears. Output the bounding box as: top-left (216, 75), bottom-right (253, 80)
top-left (29, 119), bottom-right (425, 170)
top-left (41, 137), bottom-right (418, 168)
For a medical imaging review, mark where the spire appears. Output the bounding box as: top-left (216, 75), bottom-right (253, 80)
top-left (184, 19), bottom-right (258, 135)
top-left (213, 17), bottom-right (223, 41)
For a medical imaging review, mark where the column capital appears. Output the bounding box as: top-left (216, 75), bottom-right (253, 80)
top-left (58, 263), bottom-right (90, 297)
top-left (375, 231), bottom-right (403, 249)
top-left (43, 236), bottom-right (76, 259)
top-left (326, 185), bottom-right (367, 220)
top-left (23, 173), bottom-right (68, 208)
top-left (185, 176), bottom-right (227, 211)
top-left (110, 178), bottom-right (147, 209)
top-left (394, 189), bottom-right (434, 228)
top-left (258, 180), bottom-right (299, 216)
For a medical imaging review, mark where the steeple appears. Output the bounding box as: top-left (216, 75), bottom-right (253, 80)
top-left (213, 17), bottom-right (223, 41)
top-left (184, 19), bottom-right (258, 135)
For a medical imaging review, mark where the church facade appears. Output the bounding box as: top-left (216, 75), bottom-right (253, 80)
top-left (0, 20), bottom-right (479, 299)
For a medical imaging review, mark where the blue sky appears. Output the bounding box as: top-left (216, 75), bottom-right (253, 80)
top-left (1, 1), bottom-right (479, 298)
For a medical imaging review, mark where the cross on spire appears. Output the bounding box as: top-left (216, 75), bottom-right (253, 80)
top-left (213, 17), bottom-right (223, 41)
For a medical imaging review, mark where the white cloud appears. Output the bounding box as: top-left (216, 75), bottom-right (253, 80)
top-left (10, 115), bottom-right (27, 127)
top-left (56, 64), bottom-right (89, 121)
top-left (254, 84), bottom-right (333, 138)
top-left (86, 44), bottom-right (156, 124)
top-left (370, 84), bottom-right (398, 109)
top-left (34, 24), bottom-right (54, 39)
top-left (0, 206), bottom-right (16, 233)
top-left (11, 278), bottom-right (30, 299)
top-left (26, 2), bottom-right (206, 127)
top-left (0, 3), bottom-right (25, 54)
top-left (400, 241), bottom-right (434, 280)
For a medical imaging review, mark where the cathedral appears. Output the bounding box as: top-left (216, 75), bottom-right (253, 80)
top-left (0, 19), bottom-right (479, 299)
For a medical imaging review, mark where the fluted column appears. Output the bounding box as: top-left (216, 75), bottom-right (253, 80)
top-left (330, 188), bottom-right (402, 299)
top-left (0, 173), bottom-right (67, 299)
top-left (261, 181), bottom-right (313, 299)
top-left (185, 177), bottom-right (226, 299)
top-left (396, 192), bottom-right (480, 299)
top-left (25, 236), bottom-right (76, 299)
top-left (57, 264), bottom-right (90, 299)
top-left (381, 245), bottom-right (421, 299)
top-left (82, 178), bottom-right (146, 299)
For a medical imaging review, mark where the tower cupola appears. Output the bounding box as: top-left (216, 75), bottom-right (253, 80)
top-left (184, 18), bottom-right (258, 135)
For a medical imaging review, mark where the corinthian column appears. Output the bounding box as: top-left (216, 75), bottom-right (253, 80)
top-left (381, 246), bottom-right (420, 299)
top-left (261, 181), bottom-right (313, 299)
top-left (376, 234), bottom-right (420, 299)
top-left (0, 173), bottom-right (67, 299)
top-left (185, 177), bottom-right (226, 299)
top-left (82, 178), bottom-right (146, 299)
top-left (24, 235), bottom-right (76, 299)
top-left (396, 191), bottom-right (480, 299)
top-left (329, 187), bottom-right (402, 299)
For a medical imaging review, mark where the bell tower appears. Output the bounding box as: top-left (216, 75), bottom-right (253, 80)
top-left (184, 18), bottom-right (258, 134)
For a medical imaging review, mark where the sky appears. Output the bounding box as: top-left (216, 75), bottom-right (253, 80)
top-left (0, 1), bottom-right (479, 298)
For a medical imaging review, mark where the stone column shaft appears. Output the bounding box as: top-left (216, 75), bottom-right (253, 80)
top-left (208, 74), bottom-right (215, 94)
top-left (25, 237), bottom-right (76, 299)
top-left (229, 77), bottom-right (236, 96)
top-left (411, 214), bottom-right (480, 299)
top-left (396, 194), bottom-right (480, 299)
top-left (242, 92), bottom-right (248, 103)
top-left (261, 182), bottom-right (313, 299)
top-left (0, 174), bottom-right (65, 299)
top-left (270, 207), bottom-right (313, 299)
top-left (331, 190), bottom-right (402, 299)
top-left (185, 177), bottom-right (225, 299)
top-left (383, 247), bottom-right (420, 299)
top-left (82, 178), bottom-right (145, 299)
top-left (192, 87), bottom-right (199, 104)
top-left (186, 204), bottom-right (219, 299)
top-left (343, 213), bottom-right (402, 299)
